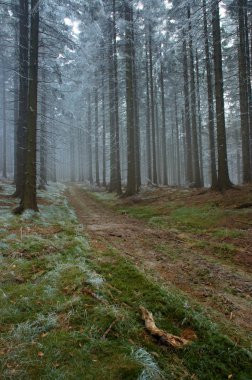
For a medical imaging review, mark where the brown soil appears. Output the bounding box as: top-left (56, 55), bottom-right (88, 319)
top-left (67, 185), bottom-right (252, 337)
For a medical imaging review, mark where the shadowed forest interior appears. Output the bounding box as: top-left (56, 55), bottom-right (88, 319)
top-left (0, 1), bottom-right (252, 379)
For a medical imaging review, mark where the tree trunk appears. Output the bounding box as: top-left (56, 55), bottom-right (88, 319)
top-left (14, 0), bottom-right (29, 197)
top-left (125, 1), bottom-right (137, 195)
top-left (238, 0), bottom-right (251, 182)
top-left (95, 86), bottom-right (100, 186)
top-left (196, 50), bottom-right (204, 186)
top-left (70, 128), bottom-right (75, 182)
top-left (113, 0), bottom-right (121, 194)
top-left (20, 0), bottom-right (39, 212)
top-left (160, 62), bottom-right (168, 185)
top-left (132, 24), bottom-right (141, 191)
top-left (87, 94), bottom-right (93, 184)
top-left (108, 23), bottom-right (116, 191)
top-left (188, 6), bottom-right (201, 188)
top-left (1, 60), bottom-right (7, 178)
top-left (145, 32), bottom-right (152, 182)
top-left (102, 68), bottom-right (106, 187)
top-left (149, 24), bottom-right (158, 184)
top-left (203, 0), bottom-right (218, 188)
top-left (183, 35), bottom-right (193, 185)
top-left (39, 70), bottom-right (47, 190)
top-left (212, 0), bottom-right (232, 190)
top-left (174, 90), bottom-right (181, 187)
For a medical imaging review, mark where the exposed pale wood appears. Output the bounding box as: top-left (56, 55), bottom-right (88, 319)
top-left (140, 306), bottom-right (190, 349)
top-left (102, 318), bottom-right (118, 339)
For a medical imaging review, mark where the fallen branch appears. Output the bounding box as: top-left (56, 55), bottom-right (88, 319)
top-left (82, 287), bottom-right (107, 305)
top-left (140, 306), bottom-right (191, 349)
top-left (102, 318), bottom-right (118, 339)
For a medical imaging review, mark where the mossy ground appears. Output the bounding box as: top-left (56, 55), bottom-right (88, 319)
top-left (91, 186), bottom-right (252, 269)
top-left (0, 183), bottom-right (252, 379)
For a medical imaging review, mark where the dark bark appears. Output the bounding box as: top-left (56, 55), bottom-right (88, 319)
top-left (102, 68), bottom-right (106, 187)
top-left (212, 0), bottom-right (232, 190)
top-left (238, 0), bottom-right (251, 182)
top-left (14, 0), bottom-right (29, 197)
top-left (196, 50), bottom-right (204, 186)
top-left (132, 24), bottom-right (141, 190)
top-left (1, 60), bottom-right (7, 178)
top-left (183, 36), bottom-right (193, 185)
top-left (174, 90), bottom-right (181, 187)
top-left (108, 25), bottom-right (116, 191)
top-left (188, 6), bottom-right (202, 188)
top-left (203, 0), bottom-right (218, 188)
top-left (108, 4), bottom-right (121, 194)
top-left (70, 129), bottom-right (75, 182)
top-left (95, 86), bottom-right (100, 186)
top-left (145, 32), bottom-right (152, 182)
top-left (39, 74), bottom-right (47, 190)
top-left (160, 62), bottom-right (168, 185)
top-left (125, 1), bottom-right (137, 195)
top-left (51, 122), bottom-right (56, 182)
top-left (148, 24), bottom-right (158, 184)
top-left (87, 93), bottom-right (93, 184)
top-left (113, 0), bottom-right (121, 194)
top-left (20, 0), bottom-right (40, 212)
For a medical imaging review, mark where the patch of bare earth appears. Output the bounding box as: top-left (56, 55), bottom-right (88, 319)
top-left (67, 185), bottom-right (252, 339)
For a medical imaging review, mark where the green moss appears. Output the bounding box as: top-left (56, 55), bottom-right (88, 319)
top-left (169, 206), bottom-right (224, 231)
top-left (212, 229), bottom-right (245, 238)
top-left (1, 183), bottom-right (252, 380)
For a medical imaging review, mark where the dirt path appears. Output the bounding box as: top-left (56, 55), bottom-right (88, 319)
top-left (67, 185), bottom-right (252, 338)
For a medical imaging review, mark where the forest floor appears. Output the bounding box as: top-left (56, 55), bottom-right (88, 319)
top-left (67, 184), bottom-right (252, 342)
top-left (0, 181), bottom-right (252, 379)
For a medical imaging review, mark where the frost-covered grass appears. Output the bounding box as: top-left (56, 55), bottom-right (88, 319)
top-left (0, 182), bottom-right (252, 379)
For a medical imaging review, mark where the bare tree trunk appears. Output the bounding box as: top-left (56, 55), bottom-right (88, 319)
top-left (87, 93), bottom-right (93, 184)
top-left (203, 0), bottom-right (218, 188)
top-left (20, 0), bottom-right (40, 212)
top-left (188, 6), bottom-right (201, 188)
top-left (39, 70), bottom-right (47, 190)
top-left (149, 24), bottom-right (158, 184)
top-left (160, 62), bottom-right (168, 185)
top-left (1, 60), bottom-right (7, 178)
top-left (125, 0), bottom-right (137, 195)
top-left (108, 26), bottom-right (116, 191)
top-left (212, 0), bottom-right (232, 190)
top-left (196, 50), bottom-right (204, 186)
top-left (14, 0), bottom-right (29, 197)
top-left (70, 129), bottom-right (75, 182)
top-left (113, 0), bottom-right (121, 194)
top-left (132, 24), bottom-right (141, 191)
top-left (51, 122), bottom-right (56, 182)
top-left (95, 86), bottom-right (100, 186)
top-left (102, 68), bottom-right (106, 187)
top-left (244, 0), bottom-right (252, 158)
top-left (174, 90), bottom-right (181, 187)
top-left (238, 0), bottom-right (251, 182)
top-left (145, 32), bottom-right (152, 182)
top-left (183, 35), bottom-right (193, 185)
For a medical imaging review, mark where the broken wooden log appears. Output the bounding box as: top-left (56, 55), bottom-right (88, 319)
top-left (140, 306), bottom-right (191, 349)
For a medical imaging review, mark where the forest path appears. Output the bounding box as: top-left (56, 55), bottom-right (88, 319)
top-left (67, 185), bottom-right (252, 339)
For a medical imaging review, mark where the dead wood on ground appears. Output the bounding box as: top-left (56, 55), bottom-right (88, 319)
top-left (140, 306), bottom-right (192, 349)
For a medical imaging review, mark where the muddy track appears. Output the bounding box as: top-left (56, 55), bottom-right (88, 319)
top-left (67, 185), bottom-right (252, 336)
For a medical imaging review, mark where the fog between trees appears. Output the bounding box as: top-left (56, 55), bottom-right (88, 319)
top-left (1, 0), bottom-right (252, 211)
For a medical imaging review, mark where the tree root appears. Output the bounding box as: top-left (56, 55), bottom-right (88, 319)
top-left (140, 306), bottom-right (191, 349)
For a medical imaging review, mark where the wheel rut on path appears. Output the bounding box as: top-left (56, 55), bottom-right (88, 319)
top-left (66, 185), bottom-right (252, 336)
